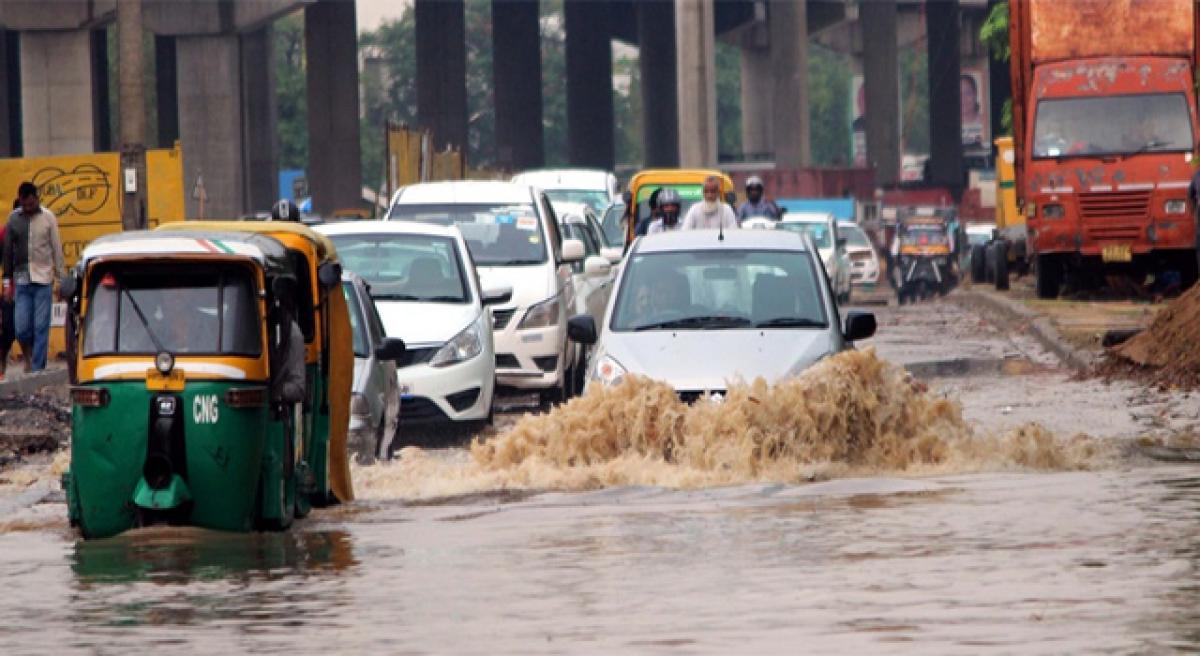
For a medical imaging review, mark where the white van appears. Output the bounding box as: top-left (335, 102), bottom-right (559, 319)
top-left (385, 181), bottom-right (586, 405)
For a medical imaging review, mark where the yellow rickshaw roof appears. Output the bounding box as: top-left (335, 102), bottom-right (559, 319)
top-left (156, 221), bottom-right (339, 263)
top-left (629, 169), bottom-right (734, 190)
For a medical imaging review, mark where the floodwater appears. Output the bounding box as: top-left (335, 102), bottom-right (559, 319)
top-left (2, 300), bottom-right (1199, 654)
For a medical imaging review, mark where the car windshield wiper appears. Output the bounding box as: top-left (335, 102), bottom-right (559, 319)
top-left (420, 295), bottom-right (466, 302)
top-left (486, 259), bottom-right (544, 266)
top-left (755, 317), bottom-right (827, 328)
top-left (633, 315), bottom-right (753, 331)
top-left (1121, 140), bottom-right (1170, 160)
top-left (121, 287), bottom-right (167, 353)
top-left (372, 293), bottom-right (423, 301)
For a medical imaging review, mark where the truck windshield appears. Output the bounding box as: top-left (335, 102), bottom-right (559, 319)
top-left (1033, 93), bottom-right (1193, 159)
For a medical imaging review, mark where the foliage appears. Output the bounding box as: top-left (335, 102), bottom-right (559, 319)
top-left (613, 52), bottom-right (643, 167)
top-left (899, 44), bottom-right (929, 155)
top-left (807, 44), bottom-right (851, 167)
top-left (274, 13), bottom-right (309, 172)
top-left (715, 42), bottom-right (742, 161)
top-left (980, 2), bottom-right (1010, 63)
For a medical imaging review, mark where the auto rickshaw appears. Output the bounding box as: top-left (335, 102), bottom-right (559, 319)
top-left (624, 169), bottom-right (736, 244)
top-left (156, 221), bottom-right (354, 512)
top-left (63, 231), bottom-right (319, 539)
top-left (892, 211), bottom-right (958, 303)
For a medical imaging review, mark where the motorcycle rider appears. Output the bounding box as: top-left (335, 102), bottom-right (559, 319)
top-left (634, 188), bottom-right (662, 237)
top-left (736, 175), bottom-right (781, 222)
top-left (270, 198), bottom-right (302, 222)
top-left (646, 189), bottom-right (683, 234)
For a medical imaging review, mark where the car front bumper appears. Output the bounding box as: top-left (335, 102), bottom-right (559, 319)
top-left (394, 346), bottom-right (494, 423)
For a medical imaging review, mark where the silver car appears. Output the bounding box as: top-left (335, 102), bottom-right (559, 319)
top-left (343, 273), bottom-right (406, 462)
top-left (566, 229), bottom-right (876, 398)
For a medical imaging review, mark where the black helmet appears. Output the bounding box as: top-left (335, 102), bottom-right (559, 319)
top-left (657, 188), bottom-right (682, 208)
top-left (270, 199), bottom-right (301, 222)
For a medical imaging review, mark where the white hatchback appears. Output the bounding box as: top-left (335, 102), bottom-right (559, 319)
top-left (777, 212), bottom-right (852, 304)
top-left (386, 181), bottom-right (586, 404)
top-left (317, 221), bottom-right (511, 429)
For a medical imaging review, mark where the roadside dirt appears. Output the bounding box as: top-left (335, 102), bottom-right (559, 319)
top-left (1107, 282), bottom-right (1200, 390)
top-left (0, 387), bottom-right (70, 471)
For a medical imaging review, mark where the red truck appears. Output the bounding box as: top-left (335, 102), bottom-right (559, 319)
top-left (1010, 0), bottom-right (1200, 298)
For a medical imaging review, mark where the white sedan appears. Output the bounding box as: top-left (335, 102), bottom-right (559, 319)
top-left (776, 212), bottom-right (852, 304)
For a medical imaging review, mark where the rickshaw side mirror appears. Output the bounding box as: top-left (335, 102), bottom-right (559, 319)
top-left (318, 261), bottom-right (342, 288)
top-left (376, 337), bottom-right (406, 362)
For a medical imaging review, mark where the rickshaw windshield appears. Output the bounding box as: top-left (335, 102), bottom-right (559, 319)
top-left (901, 225), bottom-right (948, 246)
top-left (83, 265), bottom-right (261, 357)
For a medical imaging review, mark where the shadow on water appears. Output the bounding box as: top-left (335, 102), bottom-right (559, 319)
top-left (70, 527), bottom-right (359, 587)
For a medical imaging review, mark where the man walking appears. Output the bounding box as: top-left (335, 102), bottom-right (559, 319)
top-left (681, 176), bottom-right (738, 231)
top-left (3, 183), bottom-right (64, 372)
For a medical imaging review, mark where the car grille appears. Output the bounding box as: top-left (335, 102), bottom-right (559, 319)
top-left (446, 388), bottom-right (481, 412)
top-left (533, 355), bottom-right (558, 372)
top-left (1079, 190), bottom-right (1150, 221)
top-left (396, 346), bottom-right (439, 368)
top-left (400, 396), bottom-right (449, 423)
top-left (492, 308), bottom-right (517, 330)
top-left (677, 390), bottom-right (726, 404)
top-left (495, 353), bottom-right (521, 369)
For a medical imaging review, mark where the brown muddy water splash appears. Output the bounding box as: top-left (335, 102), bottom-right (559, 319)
top-left (353, 349), bottom-right (1112, 501)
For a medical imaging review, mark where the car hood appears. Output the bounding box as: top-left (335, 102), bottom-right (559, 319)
top-left (477, 264), bottom-right (553, 310)
top-left (375, 300), bottom-right (479, 346)
top-left (602, 329), bottom-right (837, 391)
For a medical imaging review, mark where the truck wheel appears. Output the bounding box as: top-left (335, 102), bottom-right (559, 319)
top-left (1035, 254), bottom-right (1060, 299)
top-left (992, 243), bottom-right (1010, 291)
top-left (970, 244), bottom-right (987, 283)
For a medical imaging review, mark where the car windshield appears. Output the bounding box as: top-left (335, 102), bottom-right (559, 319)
top-left (777, 222), bottom-right (832, 249)
top-left (83, 265), bottom-right (260, 356)
top-left (600, 204), bottom-right (626, 246)
top-left (387, 203), bottom-right (547, 266)
top-left (330, 233), bottom-right (470, 303)
top-left (610, 249), bottom-right (827, 332)
top-left (544, 189), bottom-right (609, 212)
top-left (1033, 93), bottom-right (1193, 159)
top-left (636, 184), bottom-right (703, 222)
top-left (838, 224), bottom-right (871, 248)
top-left (342, 281), bottom-right (369, 358)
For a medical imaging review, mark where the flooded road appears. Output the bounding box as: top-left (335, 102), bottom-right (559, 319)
top-left (2, 298), bottom-right (1199, 654)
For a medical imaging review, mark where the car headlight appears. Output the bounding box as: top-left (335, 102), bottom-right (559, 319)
top-left (518, 295), bottom-right (561, 330)
top-left (1042, 203), bottom-right (1065, 219)
top-left (589, 354), bottom-right (627, 386)
top-left (430, 316), bottom-right (484, 367)
top-left (350, 392), bottom-right (369, 418)
top-left (1164, 199), bottom-right (1187, 214)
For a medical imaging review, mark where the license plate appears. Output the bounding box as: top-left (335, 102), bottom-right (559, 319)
top-left (1101, 244), bottom-right (1132, 263)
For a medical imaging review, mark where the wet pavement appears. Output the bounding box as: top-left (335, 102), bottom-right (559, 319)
top-left (2, 297), bottom-right (1199, 654)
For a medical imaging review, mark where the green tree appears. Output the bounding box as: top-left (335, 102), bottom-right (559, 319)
top-left (808, 44), bottom-right (851, 166)
top-left (899, 44), bottom-right (929, 155)
top-left (715, 42), bottom-right (742, 160)
top-left (541, 0), bottom-right (567, 166)
top-left (274, 12), bottom-right (308, 172)
top-left (979, 1), bottom-right (1012, 134)
top-left (613, 52), bottom-right (643, 167)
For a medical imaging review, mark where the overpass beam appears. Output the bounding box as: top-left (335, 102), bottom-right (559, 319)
top-left (19, 29), bottom-right (97, 156)
top-left (862, 0), bottom-right (899, 185)
top-left (305, 0), bottom-right (363, 215)
top-left (177, 34), bottom-right (245, 218)
top-left (565, 0), bottom-right (614, 169)
top-left (769, 0), bottom-right (809, 167)
top-left (675, 0), bottom-right (717, 167)
top-left (415, 0), bottom-right (467, 153)
top-left (926, 0), bottom-right (963, 192)
top-left (638, 0), bottom-right (678, 167)
top-left (493, 0), bottom-right (544, 171)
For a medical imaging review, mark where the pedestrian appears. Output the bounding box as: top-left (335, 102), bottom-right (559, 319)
top-left (681, 176), bottom-right (738, 231)
top-left (0, 200), bottom-right (16, 380)
top-left (3, 182), bottom-right (65, 372)
top-left (736, 175), bottom-right (781, 222)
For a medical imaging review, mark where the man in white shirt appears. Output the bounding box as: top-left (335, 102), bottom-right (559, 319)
top-left (681, 176), bottom-right (738, 231)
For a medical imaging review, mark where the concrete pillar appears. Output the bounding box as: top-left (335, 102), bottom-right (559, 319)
top-left (638, 0), bottom-right (678, 167)
top-left (768, 0), bottom-right (808, 167)
top-left (926, 0), bottom-right (963, 193)
top-left (861, 0), bottom-right (899, 185)
top-left (241, 27), bottom-right (277, 213)
top-left (20, 30), bottom-right (95, 156)
top-left (415, 0), bottom-right (467, 153)
top-left (155, 35), bottom-right (179, 148)
top-left (176, 35), bottom-right (244, 218)
top-left (306, 0), bottom-right (364, 215)
top-left (675, 0), bottom-right (717, 167)
top-left (493, 0), bottom-right (543, 171)
top-left (0, 30), bottom-right (14, 157)
top-left (90, 29), bottom-right (110, 152)
top-left (565, 0), bottom-right (614, 169)
top-left (739, 42), bottom-right (772, 161)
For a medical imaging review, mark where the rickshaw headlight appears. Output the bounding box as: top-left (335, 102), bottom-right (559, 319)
top-left (155, 352), bottom-right (174, 375)
top-left (430, 317), bottom-right (484, 368)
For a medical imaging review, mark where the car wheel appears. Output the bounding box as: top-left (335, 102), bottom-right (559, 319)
top-left (970, 244), bottom-right (987, 283)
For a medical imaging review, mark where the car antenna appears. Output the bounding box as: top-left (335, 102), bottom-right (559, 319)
top-left (718, 215), bottom-right (725, 242)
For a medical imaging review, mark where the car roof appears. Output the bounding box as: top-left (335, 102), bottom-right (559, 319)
top-left (315, 219), bottom-right (462, 239)
top-left (633, 229), bottom-right (808, 254)
top-left (392, 180), bottom-right (536, 205)
top-left (511, 169), bottom-right (612, 190)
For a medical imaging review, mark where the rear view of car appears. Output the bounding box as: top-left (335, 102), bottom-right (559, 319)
top-left (837, 221), bottom-right (881, 289)
top-left (342, 273), bottom-right (404, 461)
top-left (777, 213), bottom-right (852, 304)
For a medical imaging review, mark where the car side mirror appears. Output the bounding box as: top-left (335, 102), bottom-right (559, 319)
top-left (583, 255), bottom-right (612, 277)
top-left (482, 283), bottom-right (513, 306)
top-left (318, 261), bottom-right (342, 288)
top-left (837, 237), bottom-right (848, 249)
top-left (600, 246), bottom-right (623, 264)
top-left (376, 337), bottom-right (406, 362)
top-left (567, 315), bottom-right (597, 345)
top-left (561, 238), bottom-right (586, 263)
top-left (844, 310), bottom-right (877, 342)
